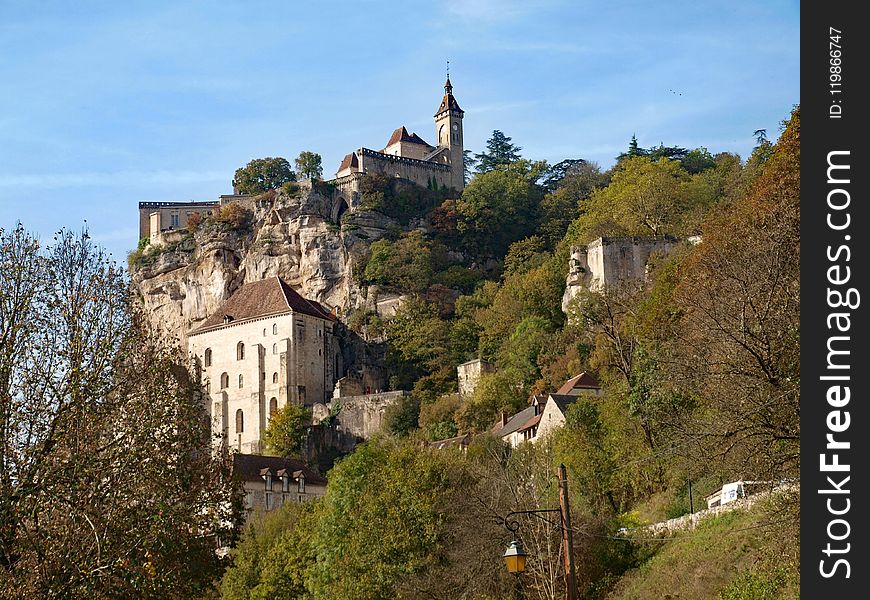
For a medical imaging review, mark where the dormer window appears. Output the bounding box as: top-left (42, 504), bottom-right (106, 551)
top-left (223, 315), bottom-right (233, 324)
top-left (297, 473), bottom-right (306, 494)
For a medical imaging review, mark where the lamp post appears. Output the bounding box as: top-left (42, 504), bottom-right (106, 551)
top-left (501, 464), bottom-right (578, 600)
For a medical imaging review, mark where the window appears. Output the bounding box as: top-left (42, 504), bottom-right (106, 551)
top-left (273, 323), bottom-right (278, 335)
top-left (272, 372), bottom-right (278, 384)
top-left (220, 372), bottom-right (229, 389)
top-left (273, 343), bottom-right (277, 355)
top-left (297, 474), bottom-right (306, 494)
top-left (170, 213), bottom-right (179, 228)
top-left (238, 374), bottom-right (244, 388)
top-left (205, 381), bottom-right (210, 394)
top-left (264, 471), bottom-right (274, 510)
top-left (204, 348), bottom-right (212, 367)
top-left (263, 328), bottom-right (267, 337)
top-left (269, 397), bottom-right (278, 417)
top-left (236, 342), bottom-right (245, 360)
top-left (235, 409), bottom-right (244, 433)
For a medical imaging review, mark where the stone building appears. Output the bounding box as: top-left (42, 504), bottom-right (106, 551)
top-left (231, 454), bottom-right (327, 514)
top-left (562, 236), bottom-right (681, 313)
top-left (332, 77), bottom-right (466, 213)
top-left (188, 277), bottom-right (340, 453)
top-left (457, 358), bottom-right (496, 398)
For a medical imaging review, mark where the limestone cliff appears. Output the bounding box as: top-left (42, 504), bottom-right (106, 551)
top-left (131, 186), bottom-right (396, 349)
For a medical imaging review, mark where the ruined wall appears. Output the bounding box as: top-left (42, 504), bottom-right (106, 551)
top-left (331, 391), bottom-right (406, 440)
top-left (562, 236), bottom-right (680, 313)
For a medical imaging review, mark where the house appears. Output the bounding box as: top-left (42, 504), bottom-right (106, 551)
top-left (491, 374), bottom-right (602, 447)
top-left (232, 454), bottom-right (327, 514)
top-left (188, 276), bottom-right (340, 453)
top-left (424, 433), bottom-right (473, 452)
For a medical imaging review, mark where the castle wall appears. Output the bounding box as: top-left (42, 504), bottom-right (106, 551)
top-left (359, 149), bottom-right (453, 191)
top-left (586, 236), bottom-right (679, 290)
top-left (189, 311), bottom-right (334, 453)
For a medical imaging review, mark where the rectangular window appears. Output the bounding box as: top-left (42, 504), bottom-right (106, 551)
top-left (265, 491), bottom-right (273, 510)
top-left (170, 213), bottom-right (180, 227)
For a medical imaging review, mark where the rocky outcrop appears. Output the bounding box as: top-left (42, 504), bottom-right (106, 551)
top-left (132, 187), bottom-right (398, 349)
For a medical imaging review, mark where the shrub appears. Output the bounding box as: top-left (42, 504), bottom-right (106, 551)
top-left (186, 211), bottom-right (203, 234)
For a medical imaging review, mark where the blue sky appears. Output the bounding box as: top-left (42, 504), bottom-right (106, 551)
top-left (0, 0), bottom-right (799, 261)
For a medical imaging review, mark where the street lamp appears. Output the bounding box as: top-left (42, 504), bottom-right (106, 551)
top-left (501, 464), bottom-right (578, 600)
top-left (503, 539), bottom-right (528, 574)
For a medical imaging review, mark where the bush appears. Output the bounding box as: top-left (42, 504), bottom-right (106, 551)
top-left (210, 203), bottom-right (251, 230)
top-left (185, 211), bottom-right (203, 234)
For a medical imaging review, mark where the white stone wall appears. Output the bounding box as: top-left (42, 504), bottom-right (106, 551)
top-left (189, 312), bottom-right (334, 452)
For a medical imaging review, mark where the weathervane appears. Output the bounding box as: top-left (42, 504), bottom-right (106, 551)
top-left (446, 58), bottom-right (450, 78)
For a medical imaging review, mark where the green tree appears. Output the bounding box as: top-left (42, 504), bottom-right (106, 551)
top-left (451, 165), bottom-right (543, 257)
top-left (0, 226), bottom-right (234, 597)
top-left (308, 439), bottom-right (458, 599)
top-left (263, 403), bottom-right (311, 458)
top-left (234, 157), bottom-right (296, 194)
top-left (294, 151), bottom-right (323, 181)
top-left (363, 230), bottom-right (434, 292)
top-left (473, 129), bottom-right (522, 172)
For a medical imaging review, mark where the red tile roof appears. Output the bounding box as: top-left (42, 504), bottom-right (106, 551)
top-left (386, 126), bottom-right (432, 148)
top-left (338, 152), bottom-right (359, 172)
top-left (191, 277), bottom-right (335, 335)
top-left (232, 454), bottom-right (327, 486)
top-left (556, 372), bottom-right (601, 395)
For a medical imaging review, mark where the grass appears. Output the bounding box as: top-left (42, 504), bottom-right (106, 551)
top-left (607, 495), bottom-right (799, 600)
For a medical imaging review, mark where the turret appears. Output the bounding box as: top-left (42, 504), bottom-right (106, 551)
top-left (434, 76), bottom-right (465, 192)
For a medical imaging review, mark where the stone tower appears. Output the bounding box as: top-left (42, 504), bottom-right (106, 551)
top-left (434, 77), bottom-right (465, 191)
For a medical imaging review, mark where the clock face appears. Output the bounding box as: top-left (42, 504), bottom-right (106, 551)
top-left (452, 123), bottom-right (459, 131)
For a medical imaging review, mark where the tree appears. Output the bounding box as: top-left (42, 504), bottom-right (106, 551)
top-left (474, 130), bottom-right (522, 172)
top-left (263, 403), bottom-right (311, 458)
top-left (672, 108), bottom-right (801, 480)
top-left (294, 151), bottom-right (323, 181)
top-left (451, 165), bottom-right (542, 257)
top-left (462, 149), bottom-right (476, 184)
top-left (0, 225), bottom-right (234, 597)
top-left (234, 157), bottom-right (296, 194)
top-left (363, 230), bottom-right (434, 292)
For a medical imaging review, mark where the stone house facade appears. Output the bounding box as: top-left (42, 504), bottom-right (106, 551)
top-left (188, 277), bottom-right (339, 453)
top-left (232, 454), bottom-right (327, 514)
top-left (457, 358), bottom-right (496, 398)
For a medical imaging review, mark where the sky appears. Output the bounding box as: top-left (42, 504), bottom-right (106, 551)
top-left (0, 0), bottom-right (799, 261)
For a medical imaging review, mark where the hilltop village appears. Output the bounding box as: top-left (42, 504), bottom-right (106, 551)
top-left (125, 79), bottom-right (801, 598)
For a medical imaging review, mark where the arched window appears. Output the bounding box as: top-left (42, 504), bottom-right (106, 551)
top-left (273, 323), bottom-right (278, 335)
top-left (273, 343), bottom-right (277, 355)
top-left (204, 380), bottom-right (210, 394)
top-left (269, 397), bottom-right (278, 417)
top-left (263, 328), bottom-right (267, 337)
top-left (238, 374), bottom-right (244, 388)
top-left (204, 348), bottom-right (212, 367)
top-left (272, 372), bottom-right (278, 384)
top-left (235, 409), bottom-right (244, 433)
top-left (220, 372), bottom-right (229, 389)
top-left (237, 342), bottom-right (245, 360)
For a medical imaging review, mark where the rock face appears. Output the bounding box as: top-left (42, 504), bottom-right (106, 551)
top-left (132, 187), bottom-right (397, 350)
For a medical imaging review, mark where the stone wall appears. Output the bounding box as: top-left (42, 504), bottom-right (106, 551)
top-left (457, 359), bottom-right (496, 398)
top-left (562, 236), bottom-right (681, 313)
top-left (620, 484), bottom-right (797, 538)
top-left (331, 391), bottom-right (407, 440)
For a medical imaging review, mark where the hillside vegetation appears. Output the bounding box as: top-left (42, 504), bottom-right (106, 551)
top-left (218, 109), bottom-right (800, 599)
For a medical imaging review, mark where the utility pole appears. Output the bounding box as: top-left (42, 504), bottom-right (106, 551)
top-left (558, 464), bottom-right (578, 600)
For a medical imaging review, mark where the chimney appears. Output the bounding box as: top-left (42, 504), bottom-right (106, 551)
top-left (501, 412), bottom-right (509, 427)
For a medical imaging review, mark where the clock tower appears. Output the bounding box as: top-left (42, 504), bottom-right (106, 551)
top-left (434, 76), bottom-right (465, 191)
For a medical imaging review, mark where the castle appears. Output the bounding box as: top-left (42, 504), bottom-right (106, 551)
top-left (331, 76), bottom-right (465, 218)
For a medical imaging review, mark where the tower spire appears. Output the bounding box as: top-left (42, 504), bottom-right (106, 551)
top-left (444, 59), bottom-right (453, 94)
